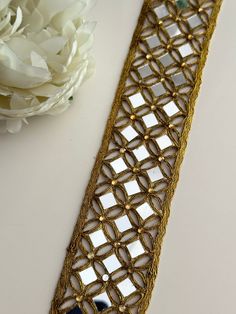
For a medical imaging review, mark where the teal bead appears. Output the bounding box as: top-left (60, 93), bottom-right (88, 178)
top-left (176, 0), bottom-right (189, 9)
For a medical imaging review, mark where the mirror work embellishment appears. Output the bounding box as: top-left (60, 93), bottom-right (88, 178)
top-left (50, 0), bottom-right (222, 313)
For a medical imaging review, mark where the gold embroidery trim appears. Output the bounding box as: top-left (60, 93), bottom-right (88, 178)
top-left (50, 1), bottom-right (223, 313)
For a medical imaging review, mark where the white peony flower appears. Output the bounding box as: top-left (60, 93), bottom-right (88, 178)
top-left (0, 0), bottom-right (96, 133)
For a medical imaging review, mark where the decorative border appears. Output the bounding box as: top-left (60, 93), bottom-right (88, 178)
top-left (50, 1), bottom-right (223, 313)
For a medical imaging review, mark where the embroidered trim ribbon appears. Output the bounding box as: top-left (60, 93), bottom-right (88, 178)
top-left (50, 1), bottom-right (223, 313)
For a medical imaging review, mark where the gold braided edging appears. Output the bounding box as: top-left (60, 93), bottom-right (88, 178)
top-left (50, 1), bottom-right (223, 313)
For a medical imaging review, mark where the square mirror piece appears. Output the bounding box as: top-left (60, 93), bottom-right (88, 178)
top-left (179, 43), bottom-right (193, 57)
top-left (136, 202), bottom-right (154, 220)
top-left (172, 72), bottom-right (186, 86)
top-left (147, 166), bottom-right (163, 182)
top-left (103, 254), bottom-right (122, 273)
top-left (133, 145), bottom-right (149, 161)
top-left (79, 267), bottom-right (97, 285)
top-left (100, 193), bottom-right (117, 209)
top-left (146, 35), bottom-right (160, 49)
top-left (156, 134), bottom-right (173, 150)
top-left (166, 23), bottom-right (181, 38)
top-left (115, 215), bottom-right (132, 233)
top-left (111, 158), bottom-right (127, 174)
top-left (154, 4), bottom-right (169, 19)
top-left (159, 53), bottom-right (174, 67)
top-left (93, 292), bottom-right (111, 311)
top-left (89, 230), bottom-right (107, 248)
top-left (129, 92), bottom-right (145, 108)
top-left (163, 101), bottom-right (179, 117)
top-left (151, 82), bottom-right (166, 97)
top-left (117, 278), bottom-right (136, 297)
top-left (127, 240), bottom-right (145, 258)
top-left (124, 180), bottom-right (140, 196)
top-left (142, 113), bottom-right (159, 128)
top-left (138, 64), bottom-right (153, 79)
top-left (121, 126), bottom-right (138, 142)
top-left (188, 14), bottom-right (202, 28)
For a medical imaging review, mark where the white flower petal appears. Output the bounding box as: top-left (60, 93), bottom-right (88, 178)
top-left (6, 118), bottom-right (23, 133)
top-left (40, 36), bottom-right (67, 54)
top-left (22, 8), bottom-right (44, 32)
top-left (0, 0), bottom-right (96, 133)
top-left (10, 93), bottom-right (28, 109)
top-left (24, 0), bottom-right (77, 31)
top-left (0, 86), bottom-right (11, 96)
top-left (7, 37), bottom-right (46, 61)
top-left (0, 11), bottom-right (11, 32)
top-left (10, 6), bottom-right (23, 34)
top-left (83, 55), bottom-right (95, 80)
top-left (76, 22), bottom-right (96, 55)
top-left (30, 83), bottom-right (60, 97)
top-left (0, 44), bottom-right (51, 88)
top-left (62, 20), bottom-right (76, 39)
top-left (0, 0), bottom-right (11, 11)
top-left (23, 118), bottom-right (28, 125)
top-left (47, 99), bottom-right (71, 115)
top-left (31, 51), bottom-right (48, 70)
top-left (65, 39), bottom-right (78, 67)
top-left (27, 29), bottom-right (52, 44)
top-left (81, 0), bottom-right (96, 15)
top-left (52, 2), bottom-right (86, 31)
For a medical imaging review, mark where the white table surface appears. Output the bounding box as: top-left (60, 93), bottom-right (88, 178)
top-left (0, 1), bottom-right (235, 314)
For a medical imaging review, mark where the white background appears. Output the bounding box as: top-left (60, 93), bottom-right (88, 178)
top-left (0, 1), bottom-right (235, 314)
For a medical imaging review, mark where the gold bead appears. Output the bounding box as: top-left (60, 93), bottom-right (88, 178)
top-left (76, 295), bottom-right (83, 302)
top-left (120, 148), bottom-right (126, 154)
top-left (160, 77), bottom-right (165, 82)
top-left (87, 252), bottom-right (94, 259)
top-left (75, 295), bottom-right (83, 303)
top-left (158, 20), bottom-right (163, 26)
top-left (99, 216), bottom-right (105, 222)
top-left (130, 114), bottom-right (136, 120)
top-left (181, 62), bottom-right (186, 68)
top-left (128, 268), bottom-right (133, 274)
top-left (172, 92), bottom-right (177, 97)
top-left (169, 124), bottom-right (174, 129)
top-left (148, 188), bottom-right (154, 193)
top-left (175, 17), bottom-right (181, 22)
top-left (114, 242), bottom-right (121, 247)
top-left (125, 204), bottom-right (131, 210)
top-left (158, 156), bottom-right (165, 161)
top-left (167, 44), bottom-right (172, 50)
top-left (151, 105), bottom-right (156, 111)
top-left (119, 305), bottom-right (126, 312)
top-left (146, 54), bottom-right (152, 60)
top-left (144, 135), bottom-right (150, 140)
top-left (138, 228), bottom-right (143, 234)
top-left (111, 180), bottom-right (117, 185)
top-left (198, 7), bottom-right (203, 12)
top-left (188, 34), bottom-right (193, 40)
top-left (133, 167), bottom-right (139, 173)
